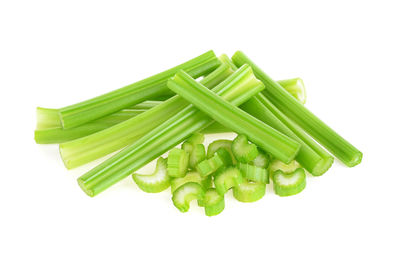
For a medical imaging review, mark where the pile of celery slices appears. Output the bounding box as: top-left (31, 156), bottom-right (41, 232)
top-left (35, 50), bottom-right (362, 216)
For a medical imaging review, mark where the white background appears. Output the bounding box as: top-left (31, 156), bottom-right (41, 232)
top-left (1, 0), bottom-right (399, 259)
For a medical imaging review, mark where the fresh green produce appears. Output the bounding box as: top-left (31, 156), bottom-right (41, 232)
top-left (167, 148), bottom-right (189, 177)
top-left (206, 139), bottom-right (236, 163)
top-left (269, 159), bottom-right (301, 176)
top-left (181, 133), bottom-right (205, 154)
top-left (232, 134), bottom-right (259, 163)
top-left (132, 157), bottom-right (170, 193)
top-left (232, 50), bottom-right (362, 167)
top-left (214, 167), bottom-right (243, 195)
top-left (77, 65), bottom-right (264, 197)
top-left (60, 63), bottom-right (234, 169)
top-left (172, 182), bottom-right (205, 213)
top-left (202, 188), bottom-right (225, 216)
top-left (196, 148), bottom-right (232, 177)
top-left (233, 179), bottom-right (266, 202)
top-left (272, 168), bottom-right (306, 196)
top-left (277, 78), bottom-right (306, 105)
top-left (167, 70), bottom-right (301, 163)
top-left (59, 51), bottom-right (221, 129)
top-left (170, 172), bottom-right (211, 193)
top-left (188, 144), bottom-right (206, 169)
top-left (238, 163), bottom-right (269, 184)
top-left (252, 150), bottom-right (270, 168)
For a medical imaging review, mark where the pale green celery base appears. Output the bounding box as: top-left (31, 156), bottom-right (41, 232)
top-left (36, 107), bottom-right (61, 129)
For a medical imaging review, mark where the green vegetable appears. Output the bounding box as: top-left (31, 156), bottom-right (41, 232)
top-left (238, 163), bottom-right (269, 184)
top-left (170, 171), bottom-right (211, 193)
top-left (233, 179), bottom-right (266, 202)
top-left (252, 150), bottom-right (270, 168)
top-left (277, 78), bottom-right (306, 104)
top-left (273, 168), bottom-right (306, 196)
top-left (214, 167), bottom-right (243, 195)
top-left (188, 144), bottom-right (206, 169)
top-left (172, 182), bottom-right (205, 213)
top-left (202, 188), bottom-right (225, 216)
top-left (181, 133), bottom-right (205, 154)
top-left (196, 148), bottom-right (232, 177)
top-left (132, 157), bottom-right (170, 193)
top-left (36, 107), bottom-right (62, 129)
top-left (167, 148), bottom-right (189, 177)
top-left (232, 134), bottom-right (259, 163)
top-left (60, 63), bottom-right (234, 169)
top-left (59, 51), bottom-right (221, 129)
top-left (219, 54), bottom-right (238, 70)
top-left (77, 65), bottom-right (264, 197)
top-left (232, 51), bottom-right (362, 167)
top-left (206, 139), bottom-right (236, 163)
top-left (167, 70), bottom-right (301, 164)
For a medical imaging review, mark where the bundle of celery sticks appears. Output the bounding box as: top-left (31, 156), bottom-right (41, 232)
top-left (35, 50), bottom-right (362, 216)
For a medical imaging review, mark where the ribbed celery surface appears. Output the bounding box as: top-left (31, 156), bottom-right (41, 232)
top-left (232, 51), bottom-right (362, 167)
top-left (59, 51), bottom-right (221, 129)
top-left (77, 65), bottom-right (264, 196)
top-left (167, 71), bottom-right (301, 163)
top-left (60, 64), bottom-right (234, 169)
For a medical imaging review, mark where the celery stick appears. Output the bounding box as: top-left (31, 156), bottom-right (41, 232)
top-left (36, 107), bottom-right (62, 129)
top-left (232, 51), bottom-right (362, 167)
top-left (77, 65), bottom-right (264, 197)
top-left (60, 64), bottom-right (234, 169)
top-left (167, 71), bottom-right (301, 163)
top-left (59, 51), bottom-right (221, 129)
top-left (277, 78), bottom-right (306, 104)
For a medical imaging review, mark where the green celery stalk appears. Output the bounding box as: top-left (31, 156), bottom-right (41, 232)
top-left (36, 107), bottom-right (62, 129)
top-left (60, 64), bottom-right (234, 169)
top-left (277, 78), bottom-right (306, 104)
top-left (77, 65), bottom-right (264, 196)
top-left (232, 51), bottom-right (362, 167)
top-left (59, 51), bottom-right (221, 129)
top-left (167, 71), bottom-right (301, 163)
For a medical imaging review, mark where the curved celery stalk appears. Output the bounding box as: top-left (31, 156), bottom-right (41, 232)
top-left (167, 70), bottom-right (301, 163)
top-left (132, 157), bottom-right (170, 193)
top-left (59, 51), bottom-right (221, 129)
top-left (273, 168), bottom-right (306, 196)
top-left (232, 134), bottom-right (259, 163)
top-left (206, 139), bottom-right (236, 163)
top-left (172, 182), bottom-right (205, 213)
top-left (277, 78), bottom-right (306, 104)
top-left (233, 179), bottom-right (266, 202)
top-left (196, 148), bottom-right (232, 177)
top-left (214, 167), bottom-right (243, 195)
top-left (170, 171), bottom-right (211, 193)
top-left (77, 65), bottom-right (264, 197)
top-left (60, 64), bottom-right (234, 169)
top-left (232, 51), bottom-right (362, 167)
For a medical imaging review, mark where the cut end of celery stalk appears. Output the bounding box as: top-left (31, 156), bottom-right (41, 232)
top-left (346, 151), bottom-right (363, 167)
top-left (310, 157), bottom-right (335, 176)
top-left (77, 178), bottom-right (94, 197)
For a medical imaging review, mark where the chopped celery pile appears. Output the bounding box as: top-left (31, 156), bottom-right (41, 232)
top-left (34, 50), bottom-right (362, 216)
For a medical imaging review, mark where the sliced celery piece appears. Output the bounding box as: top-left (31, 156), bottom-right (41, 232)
top-left (170, 172), bottom-right (211, 193)
top-left (202, 188), bottom-right (225, 216)
top-left (206, 139), bottom-right (236, 163)
top-left (77, 65), bottom-right (264, 197)
top-left (214, 167), bottom-right (243, 195)
top-left (59, 51), bottom-right (221, 129)
top-left (269, 159), bottom-right (301, 180)
top-left (232, 51), bottom-right (362, 167)
top-left (196, 148), bottom-right (232, 177)
top-left (277, 78), bottom-right (306, 104)
top-left (60, 63), bottom-right (234, 169)
top-left (232, 135), bottom-right (259, 163)
top-left (172, 182), bottom-right (205, 213)
top-left (273, 168), bottom-right (306, 196)
top-left (238, 163), bottom-right (269, 184)
top-left (181, 133), bottom-right (205, 154)
top-left (233, 179), bottom-right (266, 202)
top-left (188, 144), bottom-right (206, 169)
top-left (252, 150), bottom-right (270, 168)
top-left (167, 70), bottom-right (301, 163)
top-left (167, 148), bottom-right (189, 178)
top-left (132, 157), bottom-right (170, 193)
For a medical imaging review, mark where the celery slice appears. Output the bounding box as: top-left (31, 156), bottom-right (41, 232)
top-left (77, 65), bottom-right (264, 197)
top-left (273, 168), bottom-right (306, 196)
top-left (188, 144), bottom-right (206, 169)
top-left (206, 139), bottom-right (236, 163)
top-left (269, 160), bottom-right (301, 180)
top-left (167, 70), bottom-right (301, 163)
top-left (238, 163), bottom-right (269, 184)
top-left (214, 167), bottom-right (243, 195)
top-left (232, 135), bottom-right (259, 163)
top-left (233, 179), bottom-right (266, 202)
top-left (170, 172), bottom-right (211, 193)
top-left (232, 51), bottom-right (362, 167)
top-left (172, 182), bottom-right (205, 213)
top-left (167, 148), bottom-right (189, 178)
top-left (59, 51), bottom-right (221, 129)
top-left (252, 150), bottom-right (270, 168)
top-left (202, 188), bottom-right (225, 216)
top-left (196, 148), bottom-right (232, 177)
top-left (132, 157), bottom-right (170, 193)
top-left (60, 64), bottom-right (234, 169)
